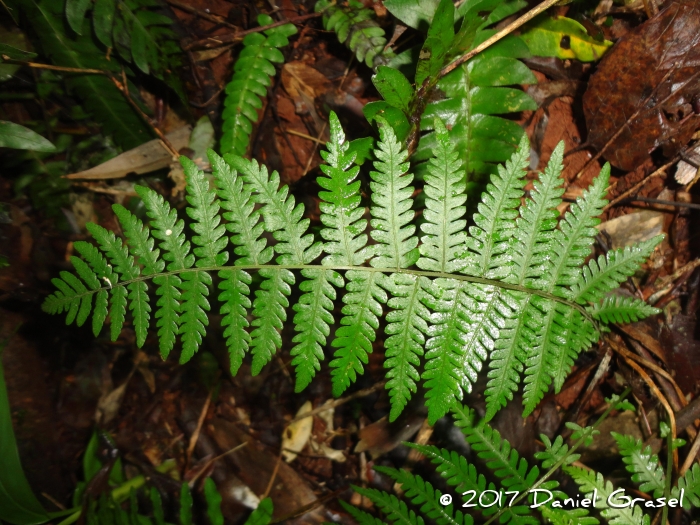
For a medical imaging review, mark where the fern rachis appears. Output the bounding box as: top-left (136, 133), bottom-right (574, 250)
top-left (44, 111), bottom-right (661, 423)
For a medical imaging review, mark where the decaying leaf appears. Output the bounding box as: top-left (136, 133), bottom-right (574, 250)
top-left (675, 142), bottom-right (700, 185)
top-left (521, 15), bottom-right (612, 62)
top-left (583, 0), bottom-right (700, 171)
top-left (598, 210), bottom-right (664, 249)
top-left (281, 400), bottom-right (313, 463)
top-left (66, 126), bottom-right (191, 179)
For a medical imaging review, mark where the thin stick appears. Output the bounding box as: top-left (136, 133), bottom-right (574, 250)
top-left (165, 0), bottom-right (239, 29)
top-left (0, 56), bottom-right (106, 74)
top-left (186, 391), bottom-right (212, 469)
top-left (288, 380), bottom-right (387, 424)
top-left (438, 0), bottom-right (562, 78)
top-left (184, 12), bottom-right (321, 50)
top-left (286, 128), bottom-right (324, 144)
top-left (262, 452), bottom-right (283, 499)
top-left (187, 442), bottom-right (248, 486)
top-left (624, 357), bottom-right (678, 471)
top-left (680, 429), bottom-right (700, 476)
top-left (603, 159), bottom-right (676, 211)
top-left (108, 75), bottom-right (180, 159)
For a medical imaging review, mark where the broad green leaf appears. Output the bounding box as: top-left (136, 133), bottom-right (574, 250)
top-left (0, 43), bottom-right (36, 61)
top-left (383, 0), bottom-right (440, 30)
top-left (363, 101), bottom-right (410, 143)
top-left (372, 66), bottom-right (414, 113)
top-left (93, 0), bottom-right (116, 47)
top-left (347, 137), bottom-right (374, 165)
top-left (204, 478), bottom-right (223, 525)
top-left (0, 340), bottom-right (50, 525)
top-left (243, 497), bottom-right (273, 525)
top-left (415, 0), bottom-right (454, 85)
top-left (0, 121), bottom-right (55, 152)
top-left (521, 15), bottom-right (612, 62)
top-left (65, 0), bottom-right (91, 35)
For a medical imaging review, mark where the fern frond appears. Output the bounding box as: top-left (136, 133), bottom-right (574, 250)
top-left (221, 15), bottom-right (296, 156)
top-left (461, 134), bottom-right (529, 278)
top-left (589, 296), bottom-right (660, 325)
top-left (570, 237), bottom-right (663, 304)
top-left (507, 142), bottom-right (565, 287)
top-left (611, 432), bottom-right (665, 498)
top-left (369, 119), bottom-right (419, 269)
top-left (521, 298), bottom-right (557, 415)
top-left (315, 0), bottom-right (391, 68)
top-left (375, 466), bottom-right (470, 525)
top-left (408, 443), bottom-right (535, 524)
top-left (418, 118), bottom-right (468, 274)
top-left (452, 403), bottom-right (538, 491)
top-left (534, 434), bottom-right (580, 469)
top-left (384, 273), bottom-right (430, 421)
top-left (338, 500), bottom-right (387, 525)
top-left (672, 462), bottom-right (700, 508)
top-left (539, 506), bottom-right (598, 525)
top-left (352, 486), bottom-right (425, 525)
top-left (564, 466), bottom-right (649, 525)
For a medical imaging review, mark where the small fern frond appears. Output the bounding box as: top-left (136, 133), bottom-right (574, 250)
top-left (589, 296), bottom-right (660, 325)
top-left (611, 432), bottom-right (665, 498)
top-left (570, 237), bottom-right (663, 304)
top-left (338, 500), bottom-right (387, 525)
top-left (352, 485), bottom-right (425, 525)
top-left (418, 118), bottom-right (468, 274)
top-left (534, 434), bottom-right (580, 469)
top-left (221, 14), bottom-right (296, 156)
top-left (672, 462), bottom-right (700, 508)
top-left (507, 141), bottom-right (565, 287)
top-left (452, 403), bottom-right (538, 491)
top-left (384, 273), bottom-right (430, 421)
top-left (540, 507), bottom-right (599, 525)
top-left (315, 0), bottom-right (391, 67)
top-left (564, 466), bottom-right (649, 525)
top-left (375, 466), bottom-right (470, 525)
top-left (369, 118), bottom-right (419, 269)
top-left (461, 134), bottom-right (529, 278)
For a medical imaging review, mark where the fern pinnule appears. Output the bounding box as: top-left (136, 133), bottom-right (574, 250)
top-left (337, 500), bottom-right (386, 525)
top-left (673, 463), bottom-right (700, 508)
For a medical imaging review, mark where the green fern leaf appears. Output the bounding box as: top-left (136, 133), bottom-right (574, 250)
top-left (375, 466), bottom-right (470, 525)
top-left (384, 273), bottom-right (430, 421)
top-left (243, 497), bottom-right (273, 525)
top-left (589, 296), bottom-right (660, 325)
top-left (319, 113), bottom-right (379, 396)
top-left (461, 134), bottom-right (529, 278)
top-left (210, 150), bottom-right (272, 375)
top-left (570, 237), bottom-right (663, 304)
top-left (417, 118), bottom-right (468, 274)
top-left (352, 485), bottom-right (425, 525)
top-left (452, 403), bottom-right (538, 491)
top-left (315, 0), bottom-right (392, 67)
top-left (534, 434), bottom-right (580, 469)
top-left (221, 14), bottom-right (296, 155)
top-left (135, 185), bottom-right (191, 358)
top-left (672, 462), bottom-right (700, 508)
top-left (369, 118), bottom-right (419, 269)
top-left (611, 432), bottom-right (665, 498)
top-left (338, 500), bottom-right (387, 525)
top-left (564, 466), bottom-right (649, 525)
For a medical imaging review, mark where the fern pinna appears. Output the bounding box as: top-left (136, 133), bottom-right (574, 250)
top-left (221, 14), bottom-right (297, 156)
top-left (44, 111), bottom-right (660, 424)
